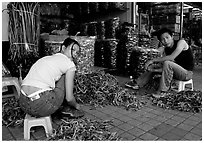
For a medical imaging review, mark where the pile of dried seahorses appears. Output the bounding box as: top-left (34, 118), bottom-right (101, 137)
top-left (48, 118), bottom-right (122, 141)
top-left (3, 71), bottom-right (146, 128)
top-left (2, 98), bottom-right (25, 127)
top-left (74, 71), bottom-right (147, 110)
top-left (151, 90), bottom-right (202, 113)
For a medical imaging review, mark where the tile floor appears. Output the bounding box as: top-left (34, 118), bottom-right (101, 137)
top-left (2, 66), bottom-right (202, 141)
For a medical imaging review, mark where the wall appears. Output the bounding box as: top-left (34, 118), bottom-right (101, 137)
top-left (2, 2), bottom-right (9, 41)
top-left (2, 2), bottom-right (10, 64)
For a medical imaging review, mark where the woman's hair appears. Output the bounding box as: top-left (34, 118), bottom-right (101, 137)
top-left (60, 37), bottom-right (80, 52)
top-left (156, 28), bottom-right (173, 41)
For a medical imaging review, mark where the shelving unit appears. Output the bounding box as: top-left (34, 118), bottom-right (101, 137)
top-left (39, 2), bottom-right (129, 34)
top-left (150, 2), bottom-right (182, 40)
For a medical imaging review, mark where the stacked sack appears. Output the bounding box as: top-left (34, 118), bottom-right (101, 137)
top-left (116, 23), bottom-right (139, 74)
top-left (103, 39), bottom-right (118, 69)
top-left (130, 47), bottom-right (161, 78)
top-left (94, 39), bottom-right (118, 69)
top-left (104, 17), bottom-right (120, 39)
top-left (94, 40), bottom-right (105, 67)
top-left (94, 17), bottom-right (120, 70)
top-left (70, 36), bottom-right (96, 75)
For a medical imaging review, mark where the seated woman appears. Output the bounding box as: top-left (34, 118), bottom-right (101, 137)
top-left (19, 37), bottom-right (84, 118)
top-left (127, 28), bottom-right (194, 98)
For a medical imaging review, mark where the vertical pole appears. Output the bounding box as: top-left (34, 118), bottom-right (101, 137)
top-left (138, 8), bottom-right (141, 35)
top-left (132, 2), bottom-right (136, 25)
top-left (180, 2), bottom-right (184, 39)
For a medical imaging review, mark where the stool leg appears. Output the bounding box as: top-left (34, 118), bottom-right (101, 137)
top-left (45, 117), bottom-right (53, 137)
top-left (191, 81), bottom-right (194, 91)
top-left (178, 81), bottom-right (183, 92)
top-left (24, 119), bottom-right (30, 140)
top-left (14, 83), bottom-right (20, 98)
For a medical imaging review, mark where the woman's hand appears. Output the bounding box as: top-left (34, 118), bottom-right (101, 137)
top-left (75, 104), bottom-right (81, 110)
top-left (145, 60), bottom-right (154, 70)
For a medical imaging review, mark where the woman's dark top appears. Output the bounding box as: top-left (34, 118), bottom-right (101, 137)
top-left (164, 40), bottom-right (194, 71)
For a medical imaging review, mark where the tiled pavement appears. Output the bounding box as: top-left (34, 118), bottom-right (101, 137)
top-left (2, 67), bottom-right (202, 141)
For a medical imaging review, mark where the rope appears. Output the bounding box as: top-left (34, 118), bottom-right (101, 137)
top-left (12, 9), bottom-right (38, 16)
top-left (12, 43), bottom-right (37, 46)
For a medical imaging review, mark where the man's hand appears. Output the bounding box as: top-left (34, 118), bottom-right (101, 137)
top-left (145, 60), bottom-right (153, 70)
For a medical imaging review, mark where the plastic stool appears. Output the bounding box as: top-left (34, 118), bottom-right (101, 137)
top-left (24, 114), bottom-right (53, 140)
top-left (2, 77), bottom-right (21, 99)
top-left (178, 79), bottom-right (194, 92)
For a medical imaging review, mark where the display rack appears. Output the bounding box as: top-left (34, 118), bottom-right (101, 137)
top-left (39, 2), bottom-right (129, 34)
top-left (150, 2), bottom-right (182, 40)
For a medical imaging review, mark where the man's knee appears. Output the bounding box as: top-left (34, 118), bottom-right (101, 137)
top-left (163, 60), bottom-right (173, 68)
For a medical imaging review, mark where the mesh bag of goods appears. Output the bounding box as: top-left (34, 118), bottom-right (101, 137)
top-left (108, 2), bottom-right (126, 10)
top-left (104, 17), bottom-right (120, 39)
top-left (103, 39), bottom-right (118, 69)
top-left (80, 2), bottom-right (90, 15)
top-left (116, 36), bottom-right (128, 73)
top-left (116, 23), bottom-right (139, 74)
top-left (45, 35), bottom-right (95, 75)
top-left (130, 47), bottom-right (160, 78)
top-left (96, 21), bottom-right (105, 39)
top-left (125, 36), bottom-right (138, 72)
top-left (94, 39), bottom-right (105, 67)
top-left (116, 36), bottom-right (138, 74)
top-left (70, 36), bottom-right (96, 75)
top-left (98, 2), bottom-right (109, 11)
top-left (45, 41), bottom-right (63, 55)
top-left (44, 35), bottom-right (68, 55)
top-left (89, 2), bottom-right (99, 13)
top-left (87, 21), bottom-right (98, 36)
top-left (80, 23), bottom-right (88, 36)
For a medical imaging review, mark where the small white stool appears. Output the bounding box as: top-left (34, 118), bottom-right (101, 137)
top-left (2, 77), bottom-right (21, 99)
top-left (24, 114), bottom-right (53, 140)
top-left (178, 79), bottom-right (194, 92)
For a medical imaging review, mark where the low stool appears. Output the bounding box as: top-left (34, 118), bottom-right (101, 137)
top-left (172, 79), bottom-right (194, 92)
top-left (178, 79), bottom-right (193, 92)
top-left (24, 114), bottom-right (53, 140)
top-left (2, 77), bottom-right (20, 99)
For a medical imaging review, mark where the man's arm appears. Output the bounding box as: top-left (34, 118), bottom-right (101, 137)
top-left (145, 40), bottom-right (187, 69)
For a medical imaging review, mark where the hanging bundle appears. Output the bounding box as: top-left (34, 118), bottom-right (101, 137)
top-left (7, 2), bottom-right (40, 77)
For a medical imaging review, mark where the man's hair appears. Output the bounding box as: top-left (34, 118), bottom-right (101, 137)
top-left (60, 37), bottom-right (80, 52)
top-left (156, 28), bottom-right (173, 41)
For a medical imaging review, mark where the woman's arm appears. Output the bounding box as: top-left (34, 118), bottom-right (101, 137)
top-left (65, 69), bottom-right (80, 109)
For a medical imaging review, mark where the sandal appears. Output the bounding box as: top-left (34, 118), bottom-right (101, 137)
top-left (61, 106), bottom-right (84, 118)
top-left (125, 80), bottom-right (139, 90)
